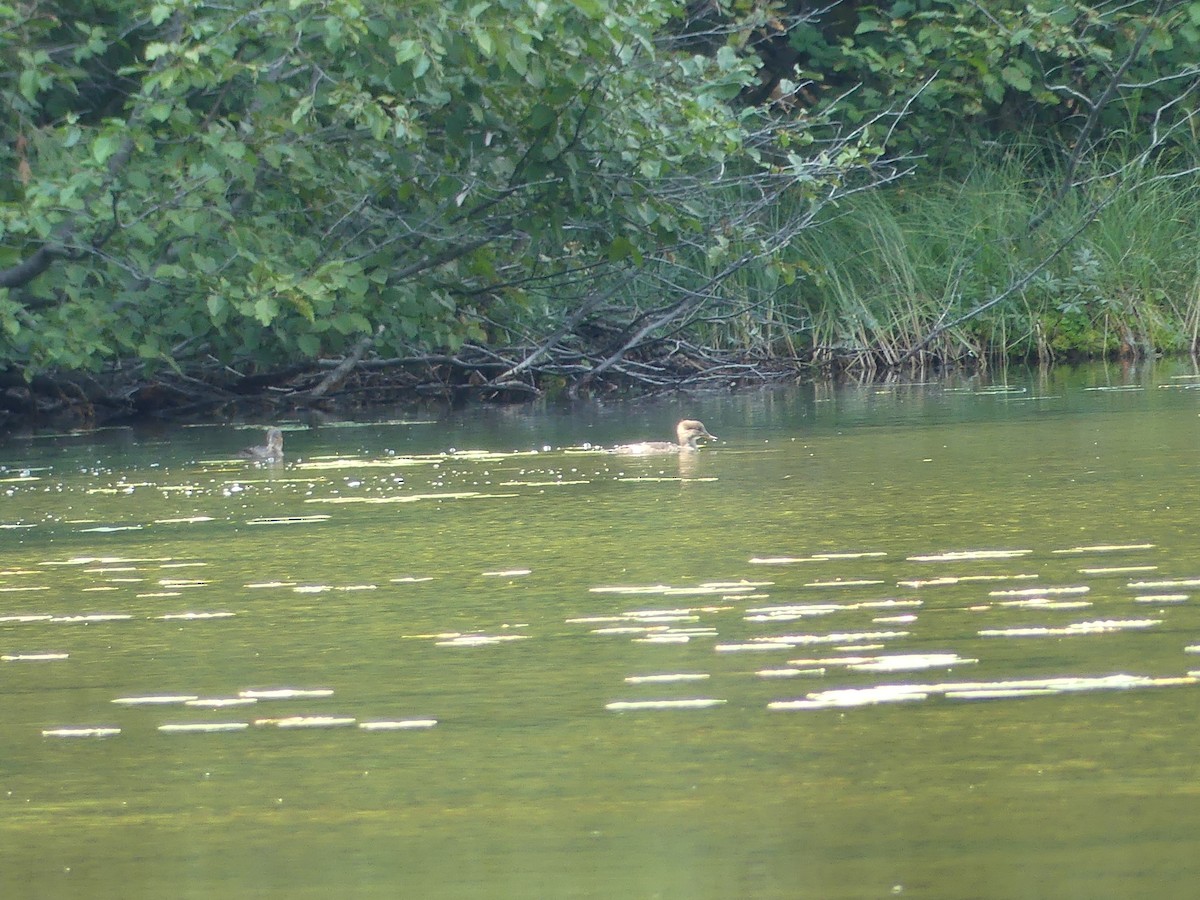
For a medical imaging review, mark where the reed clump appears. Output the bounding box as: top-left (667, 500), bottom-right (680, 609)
top-left (689, 147), bottom-right (1200, 370)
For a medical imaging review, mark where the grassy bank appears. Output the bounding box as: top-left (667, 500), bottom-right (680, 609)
top-left (694, 149), bottom-right (1200, 370)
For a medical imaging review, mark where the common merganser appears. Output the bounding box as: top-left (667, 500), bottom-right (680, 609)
top-left (237, 427), bottom-right (284, 462)
top-left (613, 419), bottom-right (717, 455)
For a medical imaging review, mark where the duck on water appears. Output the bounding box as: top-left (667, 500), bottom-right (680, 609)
top-left (613, 420), bottom-right (717, 455)
top-left (238, 427), bottom-right (284, 462)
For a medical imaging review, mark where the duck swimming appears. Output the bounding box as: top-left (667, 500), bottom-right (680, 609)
top-left (613, 419), bottom-right (717, 455)
top-left (237, 426), bottom-right (284, 462)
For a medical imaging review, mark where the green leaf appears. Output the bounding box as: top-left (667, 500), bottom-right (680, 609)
top-left (18, 69), bottom-right (40, 104)
top-left (291, 96), bottom-right (312, 124)
top-left (297, 333), bottom-right (322, 357)
top-left (154, 263), bottom-right (187, 280)
top-left (505, 46), bottom-right (527, 76)
top-left (1000, 65), bottom-right (1031, 92)
top-left (394, 39), bottom-right (422, 63)
top-left (607, 236), bottom-right (642, 264)
top-left (715, 46), bottom-right (739, 71)
top-left (91, 133), bottom-right (123, 165)
top-left (572, 0), bottom-right (604, 18)
top-left (253, 298), bottom-right (278, 325)
top-left (529, 104), bottom-right (557, 129)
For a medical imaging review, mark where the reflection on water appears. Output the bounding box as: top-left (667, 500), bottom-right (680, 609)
top-left (4, 362), bottom-right (1200, 897)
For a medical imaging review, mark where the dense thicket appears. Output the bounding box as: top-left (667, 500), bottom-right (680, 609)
top-left (3, 1), bottom-right (1199, 420)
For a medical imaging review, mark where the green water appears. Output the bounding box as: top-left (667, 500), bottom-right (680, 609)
top-left (3, 362), bottom-right (1200, 899)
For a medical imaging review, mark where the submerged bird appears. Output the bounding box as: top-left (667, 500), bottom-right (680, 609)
top-left (237, 426), bottom-right (284, 462)
top-left (613, 419), bottom-right (717, 455)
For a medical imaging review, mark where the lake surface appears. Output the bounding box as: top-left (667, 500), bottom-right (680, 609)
top-left (3, 361), bottom-right (1200, 899)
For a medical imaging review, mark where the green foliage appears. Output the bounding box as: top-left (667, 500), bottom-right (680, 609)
top-left (729, 144), bottom-right (1200, 363)
top-left (4, 0), bottom-right (1200, 390)
top-left (790, 1), bottom-right (1200, 167)
top-left (1, 0), bottom-right (813, 379)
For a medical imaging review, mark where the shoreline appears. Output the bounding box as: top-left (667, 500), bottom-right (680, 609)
top-left (0, 349), bottom-right (1162, 434)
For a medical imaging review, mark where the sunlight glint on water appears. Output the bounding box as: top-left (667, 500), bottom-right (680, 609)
top-left (4, 362), bottom-right (1200, 897)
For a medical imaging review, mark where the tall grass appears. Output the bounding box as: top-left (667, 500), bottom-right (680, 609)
top-left (692, 146), bottom-right (1200, 369)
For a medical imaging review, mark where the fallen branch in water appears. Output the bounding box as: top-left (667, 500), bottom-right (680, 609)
top-left (289, 326), bottom-right (382, 402)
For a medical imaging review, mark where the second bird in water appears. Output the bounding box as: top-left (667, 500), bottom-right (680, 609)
top-left (238, 426), bottom-right (285, 462)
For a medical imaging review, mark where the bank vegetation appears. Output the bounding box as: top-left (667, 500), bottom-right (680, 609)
top-left (3, 0), bottom-right (1200, 424)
